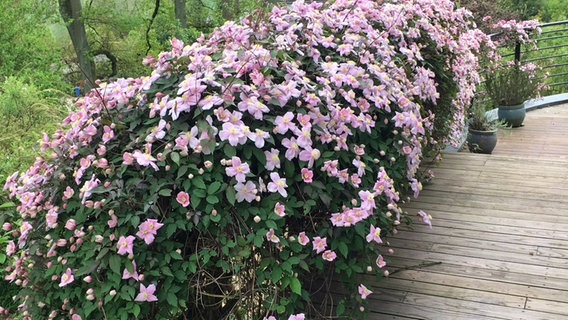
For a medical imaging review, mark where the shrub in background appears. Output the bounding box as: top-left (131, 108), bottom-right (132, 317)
top-left (2, 0), bottom-right (490, 319)
top-left (0, 77), bottom-right (69, 315)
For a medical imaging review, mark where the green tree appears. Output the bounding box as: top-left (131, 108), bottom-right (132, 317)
top-left (0, 0), bottom-right (64, 90)
top-left (58, 0), bottom-right (96, 91)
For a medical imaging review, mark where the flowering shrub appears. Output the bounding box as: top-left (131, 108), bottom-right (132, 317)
top-left (490, 19), bottom-right (540, 48)
top-left (477, 19), bottom-right (547, 107)
top-left (2, 0), bottom-right (489, 319)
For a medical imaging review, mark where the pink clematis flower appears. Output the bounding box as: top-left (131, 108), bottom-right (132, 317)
top-left (359, 190), bottom-right (376, 211)
top-left (136, 219), bottom-right (164, 245)
top-left (59, 268), bottom-right (74, 287)
top-left (267, 172), bottom-right (288, 197)
top-left (376, 255), bottom-right (387, 268)
top-left (176, 191), bottom-right (190, 207)
top-left (266, 228), bottom-right (280, 243)
top-left (298, 232), bottom-right (310, 246)
top-left (234, 181), bottom-right (257, 203)
top-left (274, 112), bottom-right (296, 134)
top-left (65, 219), bottom-right (77, 231)
top-left (322, 250), bottom-right (337, 262)
top-left (6, 240), bottom-right (15, 256)
top-left (122, 260), bottom-right (139, 280)
top-left (418, 210), bottom-right (432, 228)
top-left (301, 168), bottom-right (313, 183)
top-left (116, 235), bottom-right (135, 255)
top-left (358, 284), bottom-right (372, 299)
top-left (288, 314), bottom-right (305, 320)
top-left (264, 149), bottom-right (281, 171)
top-left (102, 125), bottom-right (115, 143)
top-left (365, 225), bottom-right (383, 244)
top-left (225, 157), bottom-right (250, 183)
top-left (132, 150), bottom-right (159, 171)
top-left (134, 283), bottom-right (158, 302)
top-left (274, 202), bottom-right (286, 217)
top-left (312, 236), bottom-right (327, 254)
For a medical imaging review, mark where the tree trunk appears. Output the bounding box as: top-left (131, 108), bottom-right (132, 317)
top-left (58, 0), bottom-right (95, 91)
top-left (174, 0), bottom-right (187, 29)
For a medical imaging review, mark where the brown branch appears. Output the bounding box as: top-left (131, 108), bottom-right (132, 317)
top-left (146, 0), bottom-right (160, 55)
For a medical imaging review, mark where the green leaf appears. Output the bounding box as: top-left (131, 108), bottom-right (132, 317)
top-left (170, 251), bottom-right (183, 260)
top-left (226, 186), bottom-right (236, 205)
top-left (167, 292), bottom-right (178, 307)
top-left (170, 152), bottom-right (180, 166)
top-left (290, 277), bottom-right (302, 295)
top-left (271, 266), bottom-right (282, 283)
top-left (285, 161), bottom-right (295, 178)
top-left (109, 255), bottom-right (121, 275)
top-left (158, 188), bottom-right (172, 196)
top-left (265, 220), bottom-right (277, 229)
top-left (207, 181), bottom-right (222, 194)
top-left (206, 195), bottom-right (219, 205)
top-left (161, 266), bottom-right (174, 277)
top-left (131, 304), bottom-right (140, 318)
top-left (0, 201), bottom-right (15, 208)
top-left (336, 300), bottom-right (345, 315)
top-left (177, 165), bottom-right (189, 179)
top-left (193, 177), bottom-right (206, 189)
top-left (210, 213), bottom-right (221, 222)
top-left (338, 242), bottom-right (349, 258)
top-left (192, 189), bottom-right (206, 199)
top-left (166, 223), bottom-right (177, 238)
top-left (253, 235), bottom-right (263, 248)
top-left (223, 144), bottom-right (236, 157)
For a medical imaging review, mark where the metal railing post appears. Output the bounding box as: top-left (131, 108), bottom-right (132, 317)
top-left (514, 41), bottom-right (521, 63)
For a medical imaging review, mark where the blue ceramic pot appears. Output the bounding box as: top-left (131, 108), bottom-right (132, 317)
top-left (467, 129), bottom-right (498, 154)
top-left (498, 103), bottom-right (525, 128)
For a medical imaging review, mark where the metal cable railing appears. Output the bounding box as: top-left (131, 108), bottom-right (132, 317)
top-left (503, 20), bottom-right (568, 94)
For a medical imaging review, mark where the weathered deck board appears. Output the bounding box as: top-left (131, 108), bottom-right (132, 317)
top-left (368, 104), bottom-right (568, 319)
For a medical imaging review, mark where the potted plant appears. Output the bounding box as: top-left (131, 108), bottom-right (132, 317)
top-left (484, 62), bottom-right (541, 127)
top-left (466, 101), bottom-right (500, 154)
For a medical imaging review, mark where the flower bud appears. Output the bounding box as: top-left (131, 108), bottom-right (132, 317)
top-left (83, 276), bottom-right (92, 283)
top-left (109, 290), bottom-right (116, 296)
top-left (384, 270), bottom-right (390, 277)
top-left (253, 216), bottom-right (261, 223)
top-left (367, 266), bottom-right (373, 272)
top-left (2, 223), bottom-right (11, 231)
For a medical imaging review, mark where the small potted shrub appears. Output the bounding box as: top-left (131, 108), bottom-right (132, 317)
top-left (485, 62), bottom-right (542, 127)
top-left (467, 101), bottom-right (499, 154)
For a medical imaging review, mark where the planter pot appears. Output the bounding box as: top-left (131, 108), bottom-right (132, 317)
top-left (467, 128), bottom-right (497, 154)
top-left (498, 103), bottom-right (525, 127)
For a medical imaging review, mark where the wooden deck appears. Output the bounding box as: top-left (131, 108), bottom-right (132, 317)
top-left (366, 103), bottom-right (568, 319)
